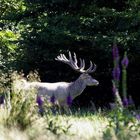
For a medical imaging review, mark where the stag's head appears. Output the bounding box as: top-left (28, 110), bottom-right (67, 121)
top-left (79, 73), bottom-right (99, 86)
top-left (55, 51), bottom-right (99, 86)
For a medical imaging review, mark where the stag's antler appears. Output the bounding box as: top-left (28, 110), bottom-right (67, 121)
top-left (55, 51), bottom-right (96, 73)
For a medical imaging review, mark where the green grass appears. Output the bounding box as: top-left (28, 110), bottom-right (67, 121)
top-left (0, 108), bottom-right (107, 140)
top-left (0, 105), bottom-right (140, 140)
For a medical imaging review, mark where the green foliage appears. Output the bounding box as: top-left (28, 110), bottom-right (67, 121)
top-left (45, 116), bottom-right (71, 136)
top-left (0, 71), bottom-right (37, 130)
top-left (5, 90), bottom-right (37, 130)
top-left (0, 0), bottom-right (25, 20)
top-left (103, 108), bottom-right (140, 140)
top-left (0, 30), bottom-right (18, 43)
top-left (0, 30), bottom-right (19, 71)
top-left (0, 70), bottom-right (12, 103)
top-left (4, 79), bottom-right (37, 130)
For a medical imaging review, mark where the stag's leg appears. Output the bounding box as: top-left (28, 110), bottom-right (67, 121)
top-left (58, 101), bottom-right (72, 114)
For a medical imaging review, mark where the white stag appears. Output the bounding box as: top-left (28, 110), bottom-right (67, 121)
top-left (20, 52), bottom-right (99, 106)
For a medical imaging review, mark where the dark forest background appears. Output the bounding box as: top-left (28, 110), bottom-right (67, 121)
top-left (0, 0), bottom-right (140, 108)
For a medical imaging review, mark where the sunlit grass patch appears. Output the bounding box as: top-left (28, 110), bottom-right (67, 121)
top-left (1, 105), bottom-right (140, 140)
top-left (68, 115), bottom-right (108, 139)
top-left (23, 111), bottom-right (108, 140)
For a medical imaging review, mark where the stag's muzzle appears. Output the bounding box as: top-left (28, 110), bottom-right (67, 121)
top-left (93, 79), bottom-right (99, 86)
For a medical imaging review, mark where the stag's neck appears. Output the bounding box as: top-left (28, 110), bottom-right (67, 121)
top-left (69, 76), bottom-right (86, 99)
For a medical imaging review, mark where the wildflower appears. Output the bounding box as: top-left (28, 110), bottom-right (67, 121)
top-left (50, 94), bottom-right (55, 104)
top-left (136, 114), bottom-right (140, 121)
top-left (112, 81), bottom-right (117, 94)
top-left (112, 43), bottom-right (119, 59)
top-left (112, 66), bottom-right (120, 81)
top-left (121, 52), bottom-right (129, 68)
top-left (36, 96), bottom-right (43, 106)
top-left (0, 95), bottom-right (5, 104)
top-left (38, 106), bottom-right (44, 116)
top-left (67, 94), bottom-right (72, 106)
top-left (36, 96), bottom-right (44, 116)
top-left (122, 97), bottom-right (128, 107)
top-left (128, 96), bottom-right (134, 106)
top-left (112, 43), bottom-right (123, 108)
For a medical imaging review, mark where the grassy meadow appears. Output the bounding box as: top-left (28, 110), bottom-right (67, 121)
top-left (0, 105), bottom-right (140, 140)
top-left (0, 82), bottom-right (140, 140)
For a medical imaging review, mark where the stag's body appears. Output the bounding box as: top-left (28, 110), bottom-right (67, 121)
top-left (21, 73), bottom-right (98, 106)
top-left (28, 81), bottom-right (71, 106)
top-left (16, 52), bottom-right (99, 107)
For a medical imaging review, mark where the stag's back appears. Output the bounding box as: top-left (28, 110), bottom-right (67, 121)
top-left (29, 81), bottom-right (71, 103)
